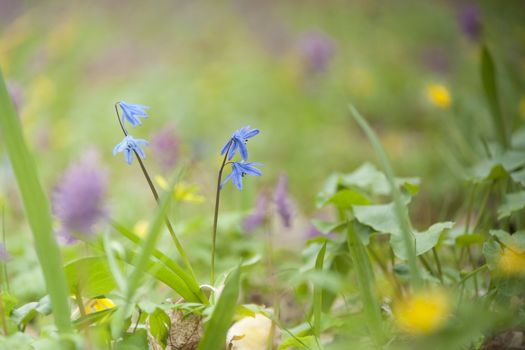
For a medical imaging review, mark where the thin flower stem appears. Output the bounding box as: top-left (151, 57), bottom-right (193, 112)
top-left (432, 247), bottom-right (444, 284)
top-left (114, 103), bottom-right (196, 280)
top-left (211, 140), bottom-right (233, 287)
top-left (75, 287), bottom-right (86, 318)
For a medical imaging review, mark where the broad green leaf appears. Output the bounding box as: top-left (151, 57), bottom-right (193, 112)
top-left (510, 168), bottom-right (525, 186)
top-left (114, 329), bottom-right (148, 350)
top-left (490, 230), bottom-right (525, 252)
top-left (391, 222), bottom-right (454, 259)
top-left (481, 45), bottom-right (508, 148)
top-left (64, 257), bottom-right (117, 298)
top-left (198, 267), bottom-right (240, 350)
top-left (325, 189), bottom-right (369, 209)
top-left (12, 296), bottom-right (51, 329)
top-left (482, 240), bottom-right (501, 270)
top-left (313, 242), bottom-right (326, 340)
top-left (353, 203), bottom-right (401, 236)
top-left (148, 308), bottom-right (171, 348)
top-left (0, 69), bottom-right (71, 333)
top-left (311, 219), bottom-right (346, 235)
top-left (471, 149), bottom-right (525, 181)
top-left (341, 163), bottom-right (420, 196)
top-left (498, 191), bottom-right (525, 219)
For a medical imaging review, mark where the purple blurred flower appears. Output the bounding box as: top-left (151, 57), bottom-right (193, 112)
top-left (274, 174), bottom-right (292, 228)
top-left (243, 193), bottom-right (269, 232)
top-left (151, 124), bottom-right (179, 171)
top-left (459, 4), bottom-right (482, 41)
top-left (53, 150), bottom-right (107, 243)
top-left (298, 30), bottom-right (335, 74)
top-left (0, 244), bottom-right (10, 262)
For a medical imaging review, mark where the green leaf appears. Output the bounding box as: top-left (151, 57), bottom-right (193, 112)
top-left (471, 149), bottom-right (525, 181)
top-left (325, 189), bottom-right (369, 209)
top-left (481, 45), bottom-right (508, 148)
top-left (353, 203), bottom-right (401, 236)
top-left (310, 219), bottom-right (346, 235)
top-left (510, 168), bottom-right (525, 186)
top-left (12, 296), bottom-right (51, 329)
top-left (148, 308), bottom-right (171, 348)
top-left (114, 329), bottom-right (148, 350)
top-left (341, 163), bottom-right (420, 196)
top-left (498, 191), bottom-right (525, 219)
top-left (391, 222), bottom-right (454, 259)
top-left (73, 308), bottom-right (116, 329)
top-left (490, 230), bottom-right (525, 252)
top-left (0, 69), bottom-right (71, 333)
top-left (482, 240), bottom-right (501, 270)
top-left (64, 257), bottom-right (117, 299)
top-left (278, 335), bottom-right (316, 350)
top-left (313, 242), bottom-right (326, 340)
top-left (198, 267), bottom-right (241, 350)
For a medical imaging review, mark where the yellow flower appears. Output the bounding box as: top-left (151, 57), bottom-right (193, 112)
top-left (155, 176), bottom-right (205, 204)
top-left (426, 84), bottom-right (452, 109)
top-left (498, 246), bottom-right (525, 276)
top-left (133, 220), bottom-right (149, 238)
top-left (85, 298), bottom-right (115, 314)
top-left (394, 289), bottom-right (450, 335)
top-left (226, 313), bottom-right (273, 350)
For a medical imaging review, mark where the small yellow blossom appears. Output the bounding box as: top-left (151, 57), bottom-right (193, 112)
top-left (133, 220), bottom-right (149, 238)
top-left (155, 176), bottom-right (205, 204)
top-left (394, 289), bottom-right (450, 335)
top-left (85, 298), bottom-right (115, 314)
top-left (498, 246), bottom-right (525, 276)
top-left (226, 313), bottom-right (273, 350)
top-left (426, 84), bottom-right (452, 109)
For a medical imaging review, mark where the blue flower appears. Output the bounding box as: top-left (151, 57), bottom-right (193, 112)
top-left (119, 101), bottom-right (150, 127)
top-left (113, 135), bottom-right (149, 165)
top-left (221, 161), bottom-right (262, 190)
top-left (221, 126), bottom-right (260, 161)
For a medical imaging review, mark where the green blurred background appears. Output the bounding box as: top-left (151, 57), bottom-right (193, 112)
top-left (1, 0), bottom-right (524, 277)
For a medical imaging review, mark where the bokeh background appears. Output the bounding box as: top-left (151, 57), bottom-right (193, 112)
top-left (1, 0), bottom-right (524, 298)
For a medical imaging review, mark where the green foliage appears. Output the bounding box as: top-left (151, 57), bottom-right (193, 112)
top-left (197, 267), bottom-right (240, 350)
top-left (64, 257), bottom-right (116, 299)
top-left (148, 308), bottom-right (170, 348)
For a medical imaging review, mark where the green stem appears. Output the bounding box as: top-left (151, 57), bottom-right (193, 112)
top-left (432, 248), bottom-right (444, 284)
top-left (114, 103), bottom-right (196, 281)
top-left (211, 140), bottom-right (233, 287)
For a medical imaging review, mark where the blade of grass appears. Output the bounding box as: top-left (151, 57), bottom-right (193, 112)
top-left (111, 222), bottom-right (207, 304)
top-left (112, 177), bottom-right (179, 338)
top-left (313, 242), bottom-right (326, 345)
top-left (481, 45), bottom-right (508, 148)
top-left (0, 69), bottom-right (72, 333)
top-left (197, 266), bottom-right (240, 350)
top-left (349, 104), bottom-right (421, 287)
top-left (347, 223), bottom-right (384, 346)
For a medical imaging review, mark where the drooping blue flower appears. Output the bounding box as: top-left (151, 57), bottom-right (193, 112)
top-left (221, 126), bottom-right (260, 161)
top-left (119, 101), bottom-right (150, 127)
top-left (113, 135), bottom-right (149, 165)
top-left (221, 161), bottom-right (262, 190)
